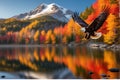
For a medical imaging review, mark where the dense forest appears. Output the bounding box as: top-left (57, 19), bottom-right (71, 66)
top-left (0, 0), bottom-right (119, 44)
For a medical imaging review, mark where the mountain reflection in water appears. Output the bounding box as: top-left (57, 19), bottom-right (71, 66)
top-left (0, 45), bottom-right (119, 79)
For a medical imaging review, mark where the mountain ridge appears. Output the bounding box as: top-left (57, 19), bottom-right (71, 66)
top-left (12, 3), bottom-right (73, 22)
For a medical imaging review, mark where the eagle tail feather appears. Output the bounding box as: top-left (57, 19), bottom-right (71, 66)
top-left (90, 32), bottom-right (102, 39)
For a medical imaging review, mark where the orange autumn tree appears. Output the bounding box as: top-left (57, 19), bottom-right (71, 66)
top-left (52, 17), bottom-right (86, 44)
top-left (51, 18), bottom-right (82, 44)
top-left (58, 18), bottom-right (85, 43)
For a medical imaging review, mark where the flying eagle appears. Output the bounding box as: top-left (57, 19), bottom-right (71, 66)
top-left (72, 7), bottom-right (110, 39)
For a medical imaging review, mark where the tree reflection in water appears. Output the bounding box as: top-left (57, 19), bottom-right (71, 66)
top-left (0, 46), bottom-right (119, 79)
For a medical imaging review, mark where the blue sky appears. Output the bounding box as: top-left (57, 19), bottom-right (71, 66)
top-left (0, 0), bottom-right (95, 18)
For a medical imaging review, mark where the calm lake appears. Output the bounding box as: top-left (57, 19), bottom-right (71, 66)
top-left (0, 45), bottom-right (119, 79)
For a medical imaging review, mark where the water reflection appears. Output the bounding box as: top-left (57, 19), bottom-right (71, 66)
top-left (0, 45), bottom-right (119, 79)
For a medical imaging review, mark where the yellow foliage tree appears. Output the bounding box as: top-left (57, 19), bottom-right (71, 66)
top-left (28, 20), bottom-right (39, 29)
top-left (67, 18), bottom-right (85, 41)
top-left (34, 30), bottom-right (39, 43)
top-left (103, 14), bottom-right (117, 44)
top-left (19, 28), bottom-right (25, 41)
top-left (45, 30), bottom-right (52, 44)
top-left (67, 19), bottom-right (74, 37)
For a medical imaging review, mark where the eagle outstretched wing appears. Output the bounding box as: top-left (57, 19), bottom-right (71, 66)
top-left (72, 6), bottom-right (110, 39)
top-left (72, 12), bottom-right (88, 27)
top-left (88, 7), bottom-right (110, 31)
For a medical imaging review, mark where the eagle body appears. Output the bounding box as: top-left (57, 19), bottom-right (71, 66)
top-left (72, 7), bottom-right (110, 39)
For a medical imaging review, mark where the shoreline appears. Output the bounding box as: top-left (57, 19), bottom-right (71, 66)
top-left (0, 44), bottom-right (56, 48)
top-left (88, 43), bottom-right (120, 50)
top-left (0, 43), bottom-right (120, 50)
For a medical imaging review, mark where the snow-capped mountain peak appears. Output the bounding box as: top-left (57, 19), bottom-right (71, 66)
top-left (13, 3), bottom-right (73, 22)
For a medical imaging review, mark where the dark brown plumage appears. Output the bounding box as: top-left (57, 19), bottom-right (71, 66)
top-left (72, 6), bottom-right (110, 39)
